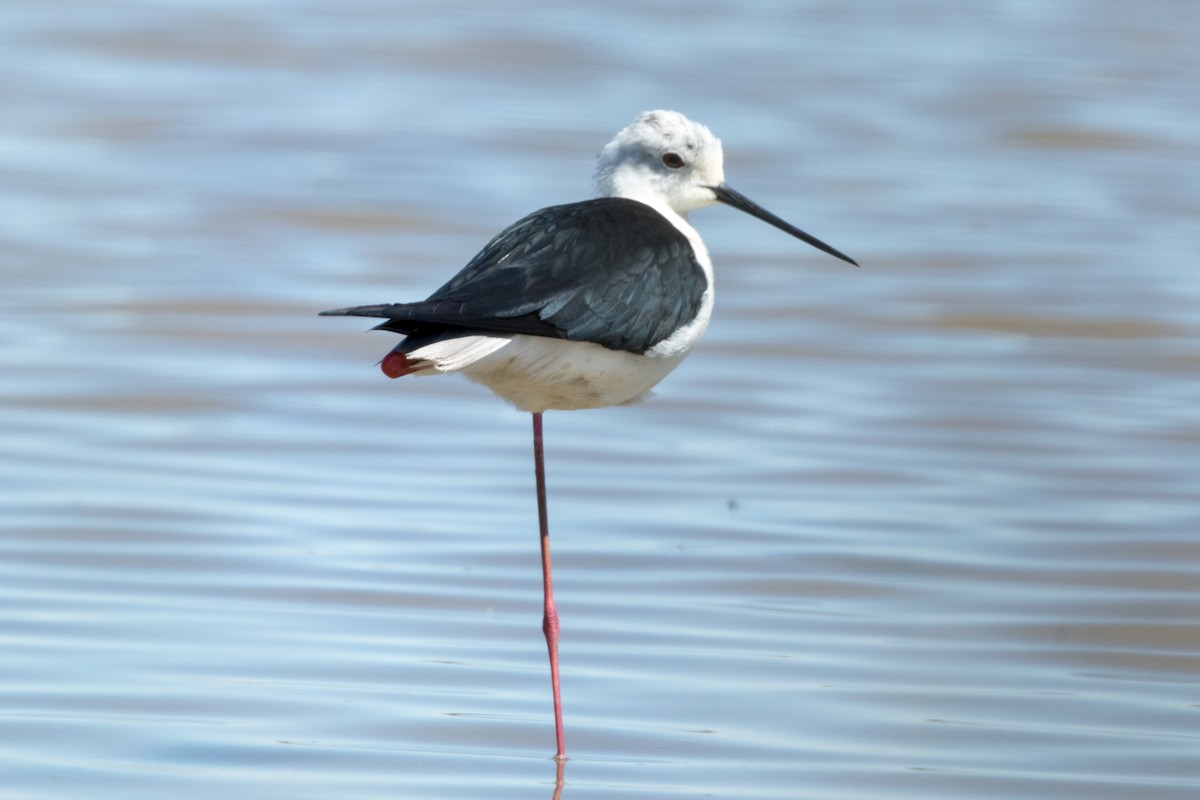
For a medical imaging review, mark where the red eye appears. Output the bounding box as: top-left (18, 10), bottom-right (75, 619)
top-left (662, 152), bottom-right (685, 169)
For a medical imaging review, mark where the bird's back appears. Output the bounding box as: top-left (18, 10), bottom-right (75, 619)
top-left (326, 197), bottom-right (708, 354)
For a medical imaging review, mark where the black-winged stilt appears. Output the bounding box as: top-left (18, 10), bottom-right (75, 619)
top-left (321, 110), bottom-right (856, 760)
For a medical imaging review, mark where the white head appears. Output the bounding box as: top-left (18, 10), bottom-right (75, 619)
top-left (592, 110), bottom-right (859, 267)
top-left (592, 110), bottom-right (726, 215)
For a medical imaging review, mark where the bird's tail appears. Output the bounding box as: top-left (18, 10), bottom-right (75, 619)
top-left (320, 303), bottom-right (512, 379)
top-left (321, 304), bottom-right (424, 378)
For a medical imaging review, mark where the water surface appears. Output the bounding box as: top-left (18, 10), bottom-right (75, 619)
top-left (2, 2), bottom-right (1198, 798)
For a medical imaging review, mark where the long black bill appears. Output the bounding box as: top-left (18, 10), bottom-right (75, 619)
top-left (712, 184), bottom-right (858, 267)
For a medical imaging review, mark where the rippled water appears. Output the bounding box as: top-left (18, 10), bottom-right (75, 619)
top-left (2, 2), bottom-right (1198, 798)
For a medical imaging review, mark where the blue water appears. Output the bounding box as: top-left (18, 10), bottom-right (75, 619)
top-left (2, 2), bottom-right (1198, 798)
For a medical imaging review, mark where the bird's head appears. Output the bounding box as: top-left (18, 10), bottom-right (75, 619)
top-left (594, 110), bottom-right (858, 266)
top-left (592, 110), bottom-right (726, 215)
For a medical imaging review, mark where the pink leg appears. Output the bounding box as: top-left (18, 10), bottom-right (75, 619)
top-left (532, 411), bottom-right (566, 761)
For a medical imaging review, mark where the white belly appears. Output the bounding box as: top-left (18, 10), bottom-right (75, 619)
top-left (407, 334), bottom-right (686, 412)
top-left (405, 299), bottom-right (709, 413)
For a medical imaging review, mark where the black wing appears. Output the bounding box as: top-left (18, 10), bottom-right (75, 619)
top-left (320, 197), bottom-right (707, 354)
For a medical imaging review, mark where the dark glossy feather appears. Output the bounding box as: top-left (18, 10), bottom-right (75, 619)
top-left (320, 197), bottom-right (707, 354)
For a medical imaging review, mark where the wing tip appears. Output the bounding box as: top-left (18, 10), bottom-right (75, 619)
top-left (319, 304), bottom-right (394, 318)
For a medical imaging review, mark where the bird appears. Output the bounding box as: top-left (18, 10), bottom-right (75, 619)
top-left (320, 110), bottom-right (857, 761)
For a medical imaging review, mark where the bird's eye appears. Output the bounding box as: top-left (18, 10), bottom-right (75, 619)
top-left (662, 152), bottom-right (685, 169)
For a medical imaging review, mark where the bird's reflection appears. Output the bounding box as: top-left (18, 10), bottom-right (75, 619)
top-left (550, 758), bottom-right (564, 800)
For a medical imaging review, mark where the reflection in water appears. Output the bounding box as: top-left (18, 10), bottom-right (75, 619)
top-left (552, 759), bottom-right (564, 800)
